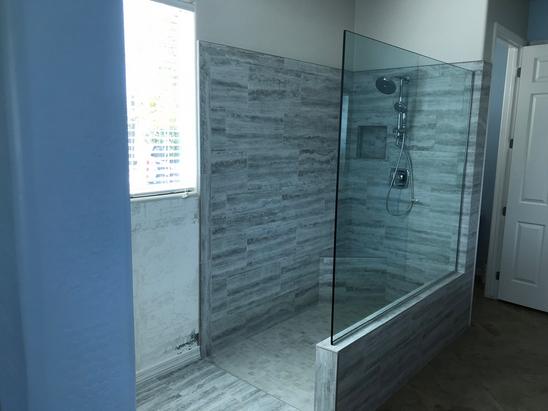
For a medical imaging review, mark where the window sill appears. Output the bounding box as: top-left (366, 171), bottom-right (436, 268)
top-left (130, 189), bottom-right (199, 203)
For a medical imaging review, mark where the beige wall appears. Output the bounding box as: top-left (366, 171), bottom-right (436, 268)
top-left (353, 0), bottom-right (489, 63)
top-left (196, 0), bottom-right (356, 68)
top-left (196, 0), bottom-right (529, 66)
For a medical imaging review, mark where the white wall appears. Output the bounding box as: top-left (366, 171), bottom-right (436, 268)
top-left (131, 195), bottom-right (200, 376)
top-left (196, 0), bottom-right (356, 68)
top-left (354, 0), bottom-right (489, 63)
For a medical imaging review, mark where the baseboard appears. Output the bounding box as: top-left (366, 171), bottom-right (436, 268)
top-left (136, 346), bottom-right (201, 386)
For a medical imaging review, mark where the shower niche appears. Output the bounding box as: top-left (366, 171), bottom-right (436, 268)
top-left (355, 125), bottom-right (388, 160)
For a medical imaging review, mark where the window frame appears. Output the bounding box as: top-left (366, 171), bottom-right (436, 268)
top-left (125, 0), bottom-right (199, 200)
top-left (152, 0), bottom-right (195, 12)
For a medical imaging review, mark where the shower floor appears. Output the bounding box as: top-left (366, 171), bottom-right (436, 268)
top-left (212, 298), bottom-right (376, 411)
top-left (211, 302), bottom-right (331, 411)
top-left (137, 300), bottom-right (377, 411)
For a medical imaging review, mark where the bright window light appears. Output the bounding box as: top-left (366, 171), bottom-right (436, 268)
top-left (123, 0), bottom-right (197, 196)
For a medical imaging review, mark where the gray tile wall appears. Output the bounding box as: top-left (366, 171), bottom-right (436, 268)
top-left (199, 42), bottom-right (341, 350)
top-left (318, 271), bottom-right (474, 411)
top-left (456, 62), bottom-right (492, 277)
top-left (336, 65), bottom-right (474, 285)
top-left (319, 256), bottom-right (422, 334)
top-left (325, 64), bottom-right (476, 337)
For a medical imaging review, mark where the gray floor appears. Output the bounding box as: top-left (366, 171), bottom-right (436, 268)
top-left (211, 303), bottom-right (332, 411)
top-left (137, 302), bottom-right (332, 411)
top-left (137, 359), bottom-right (297, 411)
top-left (138, 292), bottom-right (548, 411)
top-left (380, 291), bottom-right (548, 411)
top-left (210, 299), bottom-right (376, 410)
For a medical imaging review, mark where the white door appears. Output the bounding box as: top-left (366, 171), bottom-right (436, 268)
top-left (499, 44), bottom-right (548, 312)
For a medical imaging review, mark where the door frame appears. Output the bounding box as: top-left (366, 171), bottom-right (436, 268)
top-left (484, 23), bottom-right (526, 298)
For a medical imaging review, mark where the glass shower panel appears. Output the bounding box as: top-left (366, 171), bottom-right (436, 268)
top-left (331, 31), bottom-right (473, 342)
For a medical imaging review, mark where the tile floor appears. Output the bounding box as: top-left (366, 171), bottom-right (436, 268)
top-left (380, 291), bottom-right (548, 411)
top-left (137, 359), bottom-right (297, 411)
top-left (138, 292), bottom-right (548, 411)
top-left (211, 303), bottom-right (332, 411)
top-left (137, 302), bottom-right (332, 411)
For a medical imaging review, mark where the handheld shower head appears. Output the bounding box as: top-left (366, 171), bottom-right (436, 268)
top-left (393, 76), bottom-right (409, 112)
top-left (394, 101), bottom-right (407, 113)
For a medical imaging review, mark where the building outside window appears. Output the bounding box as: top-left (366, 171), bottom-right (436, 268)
top-left (123, 0), bottom-right (196, 197)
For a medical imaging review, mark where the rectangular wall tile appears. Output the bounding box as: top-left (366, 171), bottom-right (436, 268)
top-left (200, 41), bottom-right (340, 350)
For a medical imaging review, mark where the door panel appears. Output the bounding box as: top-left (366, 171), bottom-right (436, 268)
top-left (512, 222), bottom-right (544, 285)
top-left (534, 57), bottom-right (548, 82)
top-left (499, 44), bottom-right (548, 312)
top-left (522, 95), bottom-right (548, 204)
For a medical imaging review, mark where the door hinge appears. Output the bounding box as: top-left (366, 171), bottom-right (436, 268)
top-left (509, 138), bottom-right (514, 149)
top-left (496, 271), bottom-right (500, 280)
top-left (517, 67), bottom-right (522, 78)
top-left (502, 206), bottom-right (507, 216)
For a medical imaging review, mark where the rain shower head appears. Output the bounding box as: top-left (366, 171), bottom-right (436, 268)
top-left (375, 75), bottom-right (411, 95)
top-left (375, 77), bottom-right (397, 95)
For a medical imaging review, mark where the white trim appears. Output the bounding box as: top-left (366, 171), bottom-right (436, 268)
top-left (490, 23), bottom-right (526, 60)
top-left (151, 0), bottom-right (195, 12)
top-left (130, 189), bottom-right (198, 202)
top-left (136, 346), bottom-right (201, 385)
top-left (529, 40), bottom-right (548, 46)
top-left (484, 24), bottom-right (525, 298)
top-left (194, 39), bottom-right (201, 196)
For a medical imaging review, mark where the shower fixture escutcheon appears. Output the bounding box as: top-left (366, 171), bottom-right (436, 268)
top-left (389, 168), bottom-right (409, 189)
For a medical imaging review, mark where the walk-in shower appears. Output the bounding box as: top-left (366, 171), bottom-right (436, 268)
top-left (199, 30), bottom-right (477, 411)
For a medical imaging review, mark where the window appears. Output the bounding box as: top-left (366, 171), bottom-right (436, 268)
top-left (123, 0), bottom-right (197, 197)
